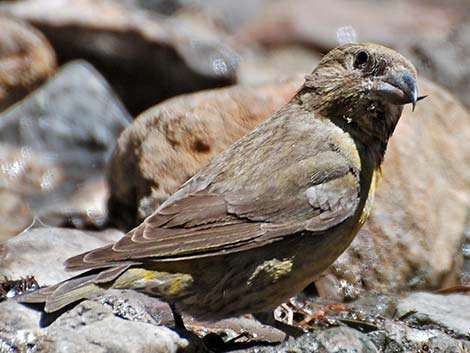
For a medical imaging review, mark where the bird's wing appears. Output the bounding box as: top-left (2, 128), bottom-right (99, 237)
top-left (66, 150), bottom-right (360, 271)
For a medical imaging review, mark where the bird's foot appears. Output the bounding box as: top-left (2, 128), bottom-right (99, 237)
top-left (299, 303), bottom-right (347, 327)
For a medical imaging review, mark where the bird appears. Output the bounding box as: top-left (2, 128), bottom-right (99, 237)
top-left (17, 43), bottom-right (422, 324)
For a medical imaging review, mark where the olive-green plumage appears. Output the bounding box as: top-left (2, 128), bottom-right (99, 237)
top-left (18, 43), bottom-right (419, 321)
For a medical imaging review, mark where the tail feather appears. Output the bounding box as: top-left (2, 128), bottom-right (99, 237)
top-left (15, 285), bottom-right (57, 303)
top-left (44, 274), bottom-right (106, 313)
top-left (15, 265), bottom-right (131, 313)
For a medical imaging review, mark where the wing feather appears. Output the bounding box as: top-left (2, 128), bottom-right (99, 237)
top-left (66, 172), bottom-right (358, 271)
top-left (66, 113), bottom-right (361, 271)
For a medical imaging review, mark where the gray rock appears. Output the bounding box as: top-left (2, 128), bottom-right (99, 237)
top-left (44, 301), bottom-right (188, 353)
top-left (397, 292), bottom-right (470, 336)
top-left (371, 320), bottom-right (470, 353)
top-left (0, 300), bottom-right (189, 353)
top-left (0, 60), bottom-right (130, 174)
top-left (0, 299), bottom-right (42, 331)
top-left (3, 289), bottom-right (470, 353)
top-left (249, 292), bottom-right (470, 353)
top-left (0, 300), bottom-right (43, 353)
top-left (0, 226), bottom-right (124, 286)
top-left (95, 289), bottom-right (174, 326)
top-left (0, 61), bottom-right (131, 241)
top-left (255, 327), bottom-right (378, 353)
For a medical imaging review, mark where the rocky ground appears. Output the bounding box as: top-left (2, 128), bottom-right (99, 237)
top-left (0, 0), bottom-right (469, 352)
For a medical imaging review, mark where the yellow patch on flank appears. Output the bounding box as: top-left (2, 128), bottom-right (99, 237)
top-left (358, 169), bottom-right (380, 226)
top-left (166, 274), bottom-right (194, 296)
top-left (247, 258), bottom-right (294, 287)
top-left (113, 268), bottom-right (193, 296)
top-left (113, 268), bottom-right (159, 288)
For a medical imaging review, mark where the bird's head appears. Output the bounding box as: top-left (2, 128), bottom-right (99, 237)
top-left (300, 43), bottom-right (422, 143)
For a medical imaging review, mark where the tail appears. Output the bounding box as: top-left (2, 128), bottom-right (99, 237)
top-left (15, 265), bottom-right (131, 312)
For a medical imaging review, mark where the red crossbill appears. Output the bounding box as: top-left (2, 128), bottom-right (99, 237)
top-left (19, 43), bottom-right (421, 324)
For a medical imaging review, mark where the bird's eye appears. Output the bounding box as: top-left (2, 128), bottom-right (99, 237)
top-left (354, 51), bottom-right (369, 67)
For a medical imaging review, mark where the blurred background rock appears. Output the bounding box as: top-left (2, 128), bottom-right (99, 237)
top-left (0, 1), bottom-right (469, 352)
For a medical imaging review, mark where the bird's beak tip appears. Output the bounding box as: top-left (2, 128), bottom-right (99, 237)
top-left (411, 86), bottom-right (418, 112)
top-left (413, 95), bottom-right (427, 112)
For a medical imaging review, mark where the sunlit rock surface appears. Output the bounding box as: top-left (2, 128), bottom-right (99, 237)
top-left (2, 291), bottom-right (468, 353)
top-left (397, 292), bottom-right (470, 336)
top-left (0, 226), bottom-right (124, 286)
top-left (0, 300), bottom-right (189, 353)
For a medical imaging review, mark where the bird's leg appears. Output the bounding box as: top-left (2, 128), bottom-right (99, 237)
top-left (253, 311), bottom-right (305, 338)
top-left (170, 303), bottom-right (186, 330)
top-left (299, 303), bottom-right (347, 326)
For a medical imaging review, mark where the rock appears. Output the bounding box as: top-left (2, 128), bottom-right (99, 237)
top-left (0, 226), bottom-right (124, 286)
top-left (0, 0), bottom-right (238, 115)
top-left (2, 281), bottom-right (469, 353)
top-left (408, 17), bottom-right (470, 108)
top-left (0, 299), bottom-right (189, 353)
top-left (119, 0), bottom-right (268, 32)
top-left (43, 301), bottom-right (188, 353)
top-left (316, 78), bottom-right (470, 299)
top-left (233, 0), bottom-right (462, 52)
top-left (0, 15), bottom-right (56, 112)
top-left (397, 292), bottom-right (470, 336)
top-left (254, 327), bottom-right (378, 353)
top-left (251, 292), bottom-right (470, 353)
top-left (99, 289), bottom-right (287, 343)
top-left (95, 289), bottom-right (174, 326)
top-left (0, 286), bottom-right (282, 352)
top-left (0, 300), bottom-right (43, 353)
top-left (372, 320), bottom-right (470, 353)
top-left (107, 76), bottom-right (303, 229)
top-left (0, 299), bottom-right (42, 331)
top-left (0, 60), bottom-right (131, 241)
top-left (237, 46), bottom-right (320, 85)
top-left (0, 189), bottom-right (34, 244)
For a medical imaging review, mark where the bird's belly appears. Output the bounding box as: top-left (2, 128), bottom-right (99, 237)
top-left (166, 234), bottom-right (351, 320)
top-left (126, 222), bottom-right (359, 321)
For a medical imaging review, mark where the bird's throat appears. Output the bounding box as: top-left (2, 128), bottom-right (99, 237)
top-left (296, 90), bottom-right (402, 171)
